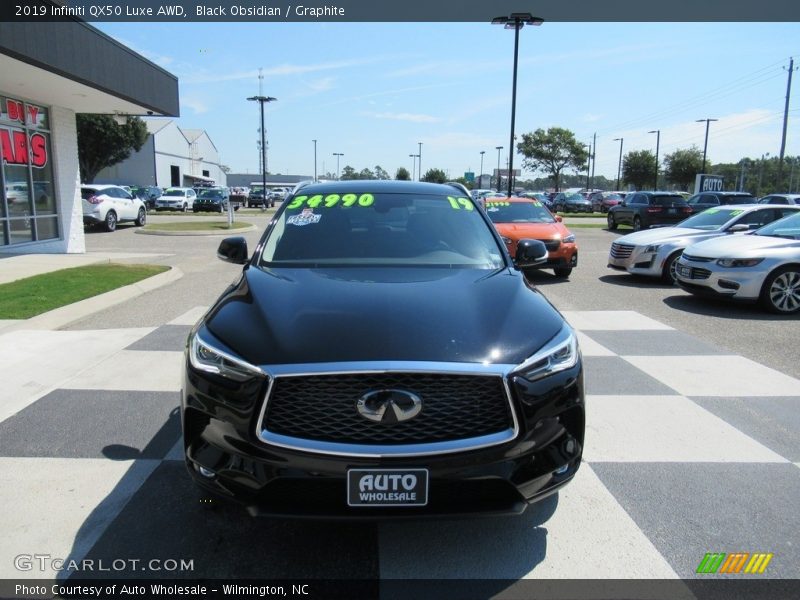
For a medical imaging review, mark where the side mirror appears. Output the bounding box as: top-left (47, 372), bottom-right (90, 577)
top-left (217, 237), bottom-right (249, 264)
top-left (513, 239), bottom-right (548, 269)
top-left (727, 224), bottom-right (749, 233)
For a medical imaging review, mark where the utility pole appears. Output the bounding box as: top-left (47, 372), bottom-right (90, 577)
top-left (778, 57), bottom-right (796, 188)
top-left (585, 142), bottom-right (591, 190)
top-left (590, 132), bottom-right (596, 190)
top-left (418, 142), bottom-right (423, 181)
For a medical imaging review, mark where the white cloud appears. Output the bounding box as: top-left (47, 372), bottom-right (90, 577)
top-left (181, 98), bottom-right (208, 114)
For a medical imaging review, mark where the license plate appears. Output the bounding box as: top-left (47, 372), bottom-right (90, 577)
top-left (347, 469), bottom-right (428, 507)
top-left (668, 208), bottom-right (676, 214)
top-left (677, 265), bottom-right (691, 277)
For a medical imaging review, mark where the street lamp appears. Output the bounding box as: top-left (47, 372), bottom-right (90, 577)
top-left (696, 118), bottom-right (717, 174)
top-left (648, 130), bottom-right (660, 190)
top-left (613, 137), bottom-right (624, 191)
top-left (418, 142), bottom-right (423, 181)
top-left (312, 139), bottom-right (317, 182)
top-left (479, 151), bottom-right (485, 187)
top-left (493, 12), bottom-right (543, 197)
top-left (247, 95), bottom-right (277, 206)
top-left (409, 154), bottom-right (419, 180)
top-left (332, 152), bottom-right (343, 180)
top-left (495, 146), bottom-right (503, 192)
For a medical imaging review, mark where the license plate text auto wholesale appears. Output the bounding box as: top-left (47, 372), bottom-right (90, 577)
top-left (347, 469), bottom-right (429, 506)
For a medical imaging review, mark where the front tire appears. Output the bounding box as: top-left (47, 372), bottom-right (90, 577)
top-left (760, 266), bottom-right (800, 314)
top-left (104, 210), bottom-right (117, 232)
top-left (607, 213), bottom-right (618, 230)
top-left (135, 207), bottom-right (146, 227)
top-left (662, 251), bottom-right (682, 284)
top-left (182, 203), bottom-right (188, 212)
top-left (633, 216), bottom-right (643, 231)
top-left (554, 267), bottom-right (572, 278)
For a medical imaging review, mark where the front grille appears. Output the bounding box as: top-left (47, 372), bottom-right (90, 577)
top-left (610, 243), bottom-right (634, 259)
top-left (539, 239), bottom-right (561, 251)
top-left (682, 254), bottom-right (713, 263)
top-left (685, 267), bottom-right (711, 280)
top-left (263, 373), bottom-right (513, 445)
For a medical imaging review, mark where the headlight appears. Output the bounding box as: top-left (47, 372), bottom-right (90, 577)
top-left (189, 331), bottom-right (263, 381)
top-left (716, 258), bottom-right (764, 268)
top-left (563, 234), bottom-right (576, 243)
top-left (501, 236), bottom-right (513, 245)
top-left (515, 326), bottom-right (579, 381)
top-left (644, 244), bottom-right (661, 253)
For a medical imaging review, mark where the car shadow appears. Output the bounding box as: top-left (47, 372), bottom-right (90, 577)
top-left (598, 273), bottom-right (676, 290)
top-left (662, 294), bottom-right (795, 321)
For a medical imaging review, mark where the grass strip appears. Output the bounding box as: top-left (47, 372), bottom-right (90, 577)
top-left (0, 263), bottom-right (169, 319)
top-left (143, 221), bottom-right (252, 232)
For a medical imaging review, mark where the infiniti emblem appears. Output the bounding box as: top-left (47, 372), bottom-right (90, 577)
top-left (356, 389), bottom-right (423, 423)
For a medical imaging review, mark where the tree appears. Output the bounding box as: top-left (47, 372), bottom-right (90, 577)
top-left (517, 127), bottom-right (589, 191)
top-left (358, 167), bottom-right (375, 180)
top-left (77, 114), bottom-right (148, 183)
top-left (664, 147), bottom-right (705, 191)
top-left (340, 165), bottom-right (357, 180)
top-left (622, 150), bottom-right (657, 190)
top-left (374, 165), bottom-right (390, 180)
top-left (421, 168), bottom-right (447, 183)
top-left (395, 167), bottom-right (411, 180)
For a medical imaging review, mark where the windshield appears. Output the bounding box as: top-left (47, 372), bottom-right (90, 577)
top-left (163, 189), bottom-right (185, 197)
top-left (485, 200), bottom-right (555, 224)
top-left (199, 190), bottom-right (223, 199)
top-left (259, 191), bottom-right (505, 268)
top-left (565, 194), bottom-right (585, 202)
top-left (654, 195), bottom-right (687, 206)
top-left (754, 212), bottom-right (800, 239)
top-left (676, 208), bottom-right (742, 231)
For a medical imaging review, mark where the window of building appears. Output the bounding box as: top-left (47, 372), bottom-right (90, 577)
top-left (0, 94), bottom-right (58, 246)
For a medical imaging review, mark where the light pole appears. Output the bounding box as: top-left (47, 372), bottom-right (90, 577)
top-left (696, 118), bottom-right (717, 174)
top-left (409, 154), bottom-right (419, 180)
top-left (312, 139), bottom-right (317, 182)
top-left (584, 142), bottom-right (591, 190)
top-left (648, 129), bottom-right (660, 190)
top-left (332, 152), bottom-right (343, 180)
top-left (493, 12), bottom-right (543, 197)
top-left (479, 151), bottom-right (485, 187)
top-left (613, 137), bottom-right (624, 191)
top-left (418, 142), bottom-right (423, 181)
top-left (247, 95), bottom-right (277, 206)
top-left (495, 146), bottom-right (503, 192)
top-left (758, 152), bottom-right (770, 196)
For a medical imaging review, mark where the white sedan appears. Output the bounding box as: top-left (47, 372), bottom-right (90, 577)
top-left (675, 211), bottom-right (800, 314)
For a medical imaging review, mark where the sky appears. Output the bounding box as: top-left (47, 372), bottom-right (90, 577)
top-left (95, 21), bottom-right (800, 181)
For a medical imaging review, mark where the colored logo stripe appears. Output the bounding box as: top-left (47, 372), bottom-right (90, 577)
top-left (696, 552), bottom-right (773, 574)
top-left (697, 553), bottom-right (725, 574)
top-left (745, 553), bottom-right (773, 574)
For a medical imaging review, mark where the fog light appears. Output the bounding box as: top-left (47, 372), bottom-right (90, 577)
top-left (197, 465), bottom-right (216, 478)
top-left (554, 464), bottom-right (569, 475)
top-left (718, 279), bottom-right (740, 291)
top-left (565, 439), bottom-right (576, 454)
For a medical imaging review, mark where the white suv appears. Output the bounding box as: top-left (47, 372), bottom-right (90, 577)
top-left (81, 184), bottom-right (147, 232)
top-left (155, 187), bottom-right (197, 212)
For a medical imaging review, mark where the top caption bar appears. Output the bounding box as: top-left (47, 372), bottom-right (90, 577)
top-left (3, 0), bottom-right (800, 22)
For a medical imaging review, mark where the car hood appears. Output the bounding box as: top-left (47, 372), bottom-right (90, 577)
top-left (204, 266), bottom-right (565, 366)
top-left (684, 234), bottom-right (800, 258)
top-left (493, 222), bottom-right (566, 240)
top-left (615, 227), bottom-right (714, 246)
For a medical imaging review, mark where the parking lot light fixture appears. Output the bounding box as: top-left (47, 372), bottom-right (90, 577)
top-left (493, 12), bottom-right (543, 198)
top-left (333, 152), bottom-right (343, 180)
top-left (648, 130), bottom-right (660, 190)
top-left (495, 146), bottom-right (503, 192)
top-left (247, 95), bottom-right (277, 206)
top-left (409, 154), bottom-right (419, 180)
top-left (613, 137), bottom-right (624, 191)
top-left (696, 118), bottom-right (718, 174)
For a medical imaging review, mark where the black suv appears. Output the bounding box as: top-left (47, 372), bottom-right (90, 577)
top-left (182, 181), bottom-right (585, 518)
top-left (132, 185), bottom-right (162, 210)
top-left (607, 191), bottom-right (691, 231)
top-left (687, 191), bottom-right (756, 214)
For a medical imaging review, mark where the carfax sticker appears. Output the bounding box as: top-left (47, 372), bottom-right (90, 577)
top-left (286, 209), bottom-right (321, 226)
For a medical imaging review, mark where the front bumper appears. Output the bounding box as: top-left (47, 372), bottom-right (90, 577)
top-left (675, 257), bottom-right (766, 301)
top-left (182, 360), bottom-right (585, 519)
top-left (607, 245), bottom-right (672, 278)
top-left (156, 201), bottom-right (187, 210)
top-left (194, 202), bottom-right (224, 212)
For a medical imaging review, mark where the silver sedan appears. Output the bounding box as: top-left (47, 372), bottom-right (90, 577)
top-left (607, 205), bottom-right (800, 284)
top-left (675, 211), bottom-right (800, 314)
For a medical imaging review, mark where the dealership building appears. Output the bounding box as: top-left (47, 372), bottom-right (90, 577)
top-left (0, 16), bottom-right (178, 254)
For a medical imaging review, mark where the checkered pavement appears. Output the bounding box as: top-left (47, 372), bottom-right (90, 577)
top-left (1, 309), bottom-right (798, 582)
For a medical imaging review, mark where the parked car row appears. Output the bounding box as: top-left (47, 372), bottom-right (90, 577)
top-left (607, 203), bottom-right (800, 313)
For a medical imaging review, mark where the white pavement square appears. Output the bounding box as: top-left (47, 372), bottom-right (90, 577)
top-left (561, 311), bottom-right (674, 331)
top-left (584, 395), bottom-right (788, 463)
top-left (60, 350), bottom-right (184, 392)
top-left (0, 457), bottom-right (158, 579)
top-left (622, 355), bottom-right (800, 397)
top-left (379, 465), bottom-right (680, 580)
top-left (576, 331), bottom-right (615, 357)
top-left (167, 306), bottom-right (209, 327)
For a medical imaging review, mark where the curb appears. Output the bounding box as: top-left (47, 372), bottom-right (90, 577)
top-left (0, 266), bottom-right (184, 333)
top-left (135, 225), bottom-right (256, 236)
